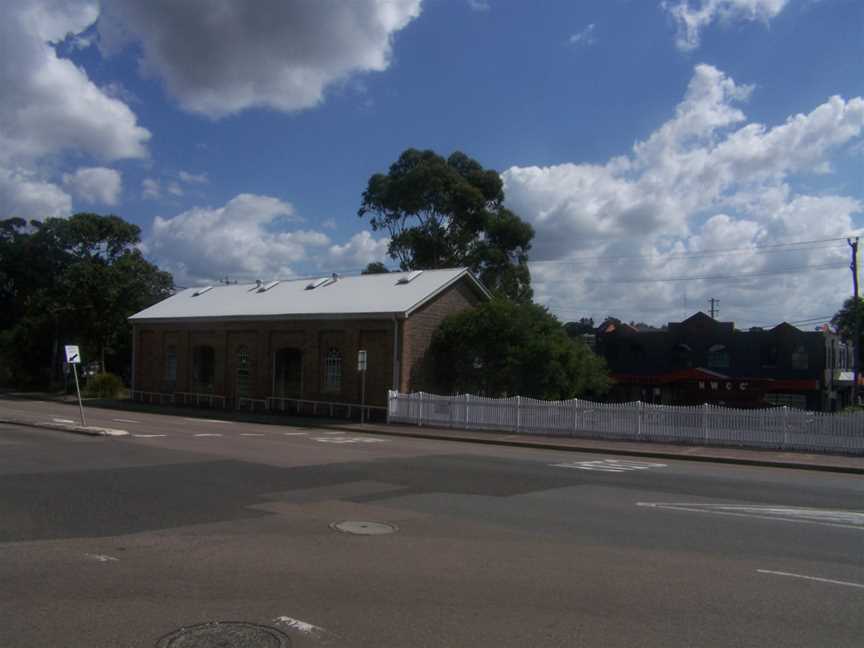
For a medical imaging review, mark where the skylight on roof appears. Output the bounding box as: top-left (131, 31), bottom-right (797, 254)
top-left (258, 280), bottom-right (279, 293)
top-left (305, 276), bottom-right (333, 290)
top-left (397, 270), bottom-right (424, 285)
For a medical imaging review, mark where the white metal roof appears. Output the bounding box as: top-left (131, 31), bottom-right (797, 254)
top-left (129, 267), bottom-right (489, 322)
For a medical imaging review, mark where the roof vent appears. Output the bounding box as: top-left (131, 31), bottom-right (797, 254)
top-left (258, 280), bottom-right (280, 293)
top-left (397, 270), bottom-right (424, 285)
top-left (192, 286), bottom-right (213, 297)
top-left (305, 276), bottom-right (334, 290)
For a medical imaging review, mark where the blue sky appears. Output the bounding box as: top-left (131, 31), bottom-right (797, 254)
top-left (2, 0), bottom-right (862, 328)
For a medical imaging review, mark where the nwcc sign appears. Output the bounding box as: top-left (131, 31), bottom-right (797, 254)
top-left (698, 380), bottom-right (750, 392)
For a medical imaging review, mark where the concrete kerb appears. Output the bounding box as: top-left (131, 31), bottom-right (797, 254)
top-left (0, 416), bottom-right (129, 437)
top-left (306, 422), bottom-right (864, 475)
top-left (3, 396), bottom-right (862, 475)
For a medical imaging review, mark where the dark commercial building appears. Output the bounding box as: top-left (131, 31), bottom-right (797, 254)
top-left (596, 312), bottom-right (858, 411)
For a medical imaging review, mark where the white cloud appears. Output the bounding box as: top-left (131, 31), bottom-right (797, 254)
top-left (569, 24), bottom-right (597, 47)
top-left (663, 0), bottom-right (790, 50)
top-left (141, 178), bottom-right (161, 200)
top-left (62, 166), bottom-right (122, 205)
top-left (468, 0), bottom-right (491, 11)
top-left (98, 0), bottom-right (423, 118)
top-left (503, 64), bottom-right (864, 327)
top-left (327, 230), bottom-right (391, 268)
top-left (146, 193), bottom-right (390, 286)
top-left (0, 1), bottom-right (149, 221)
top-left (178, 171), bottom-right (208, 185)
top-left (0, 167), bottom-right (71, 220)
top-left (166, 181), bottom-right (184, 197)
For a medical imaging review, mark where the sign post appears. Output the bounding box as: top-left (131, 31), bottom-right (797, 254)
top-left (357, 350), bottom-right (367, 424)
top-left (65, 345), bottom-right (86, 427)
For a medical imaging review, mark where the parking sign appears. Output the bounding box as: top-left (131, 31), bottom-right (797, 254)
top-left (65, 345), bottom-right (81, 364)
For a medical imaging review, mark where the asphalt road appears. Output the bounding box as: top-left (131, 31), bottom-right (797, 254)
top-left (1, 400), bottom-right (862, 647)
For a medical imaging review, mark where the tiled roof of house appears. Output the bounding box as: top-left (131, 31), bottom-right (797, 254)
top-left (129, 267), bottom-right (489, 322)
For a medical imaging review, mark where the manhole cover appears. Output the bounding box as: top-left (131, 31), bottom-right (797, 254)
top-left (330, 520), bottom-right (398, 535)
top-left (156, 621), bottom-right (291, 647)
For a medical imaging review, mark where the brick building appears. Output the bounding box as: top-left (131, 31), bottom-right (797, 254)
top-left (596, 311), bottom-right (858, 411)
top-left (128, 268), bottom-right (489, 410)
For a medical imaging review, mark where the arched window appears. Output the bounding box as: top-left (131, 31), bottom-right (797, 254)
top-left (273, 348), bottom-right (303, 396)
top-left (235, 345), bottom-right (252, 399)
top-left (707, 344), bottom-right (730, 369)
top-left (791, 345), bottom-right (809, 370)
top-left (672, 343), bottom-right (692, 368)
top-left (324, 347), bottom-right (342, 391)
top-left (192, 345), bottom-right (215, 393)
top-left (162, 345), bottom-right (177, 392)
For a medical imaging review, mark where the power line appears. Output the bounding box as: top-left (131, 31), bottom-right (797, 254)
top-left (535, 262), bottom-right (847, 285)
top-left (528, 237), bottom-right (848, 266)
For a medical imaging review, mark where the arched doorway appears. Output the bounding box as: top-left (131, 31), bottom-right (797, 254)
top-left (273, 348), bottom-right (303, 397)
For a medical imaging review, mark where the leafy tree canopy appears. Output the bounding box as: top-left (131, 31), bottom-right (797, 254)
top-left (361, 261), bottom-right (390, 274)
top-left (430, 300), bottom-right (610, 400)
top-left (832, 296), bottom-right (863, 361)
top-left (359, 149), bottom-right (534, 302)
top-left (0, 214), bottom-right (173, 387)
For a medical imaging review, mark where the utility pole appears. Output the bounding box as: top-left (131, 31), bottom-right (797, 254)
top-left (708, 298), bottom-right (719, 320)
top-left (849, 237), bottom-right (860, 405)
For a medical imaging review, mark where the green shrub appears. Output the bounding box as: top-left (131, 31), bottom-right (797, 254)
top-left (85, 372), bottom-right (123, 399)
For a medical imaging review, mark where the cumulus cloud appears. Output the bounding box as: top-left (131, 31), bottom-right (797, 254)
top-left (569, 24), bottom-right (597, 47)
top-left (663, 0), bottom-right (790, 50)
top-left (503, 64), bottom-right (864, 327)
top-left (62, 166), bottom-right (122, 205)
top-left (0, 167), bottom-right (71, 220)
top-left (98, 0), bottom-right (423, 118)
top-left (141, 178), bottom-right (161, 200)
top-left (178, 170), bottom-right (208, 185)
top-left (0, 0), bottom-right (149, 221)
top-left (146, 193), bottom-right (389, 286)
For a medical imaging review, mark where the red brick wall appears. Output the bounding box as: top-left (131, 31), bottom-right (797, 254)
top-left (132, 276), bottom-right (484, 404)
top-left (400, 278), bottom-right (482, 392)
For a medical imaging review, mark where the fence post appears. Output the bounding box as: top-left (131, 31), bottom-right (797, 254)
top-left (417, 392), bottom-right (423, 427)
top-left (782, 405), bottom-right (789, 449)
top-left (465, 393), bottom-right (470, 428)
top-left (636, 401), bottom-right (642, 439)
top-left (515, 395), bottom-right (521, 434)
top-left (572, 399), bottom-right (578, 438)
top-left (702, 403), bottom-right (709, 443)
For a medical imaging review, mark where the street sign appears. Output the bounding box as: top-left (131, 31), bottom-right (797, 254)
top-left (64, 344), bottom-right (86, 426)
top-left (64, 345), bottom-right (81, 364)
top-left (357, 349), bottom-right (367, 371)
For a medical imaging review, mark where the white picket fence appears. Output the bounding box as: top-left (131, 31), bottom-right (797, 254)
top-left (387, 391), bottom-right (864, 455)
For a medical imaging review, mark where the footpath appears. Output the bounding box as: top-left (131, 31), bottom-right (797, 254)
top-left (1, 392), bottom-right (863, 475)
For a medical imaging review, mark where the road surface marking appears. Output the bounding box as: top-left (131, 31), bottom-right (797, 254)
top-left (52, 418), bottom-right (76, 424)
top-left (194, 433), bottom-right (222, 437)
top-left (315, 437), bottom-right (386, 443)
top-left (757, 570), bottom-right (864, 590)
top-left (553, 459), bottom-right (667, 472)
top-left (183, 417), bottom-right (230, 424)
top-left (84, 553), bottom-right (119, 562)
top-left (273, 616), bottom-right (328, 636)
top-left (132, 434), bottom-right (167, 438)
top-left (112, 418), bottom-right (140, 423)
top-left (322, 431), bottom-right (344, 435)
top-left (636, 503), bottom-right (864, 530)
top-left (240, 433), bottom-right (265, 437)
top-left (281, 432), bottom-right (307, 436)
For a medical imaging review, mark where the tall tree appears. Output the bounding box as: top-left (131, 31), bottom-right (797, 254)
top-left (832, 296), bottom-right (864, 363)
top-left (361, 261), bottom-right (390, 274)
top-left (358, 149), bottom-right (534, 302)
top-left (0, 214), bottom-right (173, 387)
top-left (430, 300), bottom-right (610, 400)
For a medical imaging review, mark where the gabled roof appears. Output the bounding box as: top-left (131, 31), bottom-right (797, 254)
top-left (129, 267), bottom-right (490, 322)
